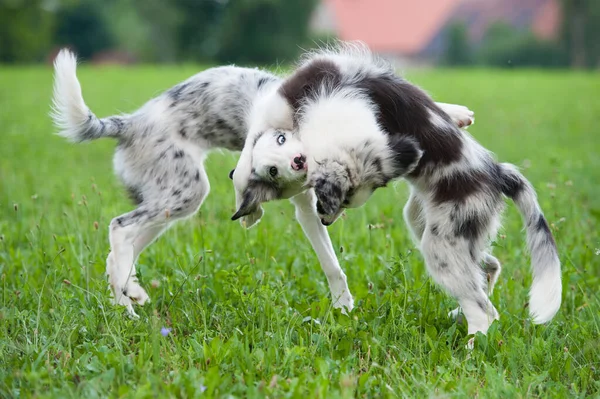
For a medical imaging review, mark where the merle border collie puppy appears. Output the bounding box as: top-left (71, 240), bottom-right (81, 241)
top-left (232, 43), bottom-right (561, 341)
top-left (50, 49), bottom-right (360, 316)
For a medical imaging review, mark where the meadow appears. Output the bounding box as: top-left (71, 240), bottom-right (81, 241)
top-left (0, 64), bottom-right (599, 398)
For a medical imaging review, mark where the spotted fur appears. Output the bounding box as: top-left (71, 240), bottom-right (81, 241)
top-left (51, 49), bottom-right (355, 316)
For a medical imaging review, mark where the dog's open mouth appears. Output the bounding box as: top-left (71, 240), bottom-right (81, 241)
top-left (291, 154), bottom-right (307, 172)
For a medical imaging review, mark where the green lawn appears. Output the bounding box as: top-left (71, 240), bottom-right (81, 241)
top-left (1, 65), bottom-right (599, 398)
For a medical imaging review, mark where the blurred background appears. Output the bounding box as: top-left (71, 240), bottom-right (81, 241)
top-left (1, 0), bottom-right (598, 68)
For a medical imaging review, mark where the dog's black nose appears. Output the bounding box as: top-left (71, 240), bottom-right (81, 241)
top-left (321, 218), bottom-right (332, 226)
top-left (294, 155), bottom-right (305, 166)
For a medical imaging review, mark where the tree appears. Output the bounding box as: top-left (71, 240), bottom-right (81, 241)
top-left (0, 0), bottom-right (55, 62)
top-left (215, 0), bottom-right (318, 65)
top-left (442, 22), bottom-right (473, 66)
top-left (54, 1), bottom-right (114, 60)
top-left (561, 0), bottom-right (600, 68)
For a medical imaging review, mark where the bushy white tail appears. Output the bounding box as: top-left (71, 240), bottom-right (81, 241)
top-left (51, 49), bottom-right (126, 142)
top-left (500, 163), bottom-right (562, 324)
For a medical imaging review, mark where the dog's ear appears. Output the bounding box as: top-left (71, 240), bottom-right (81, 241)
top-left (386, 136), bottom-right (423, 179)
top-left (311, 160), bottom-right (352, 218)
top-left (231, 180), bottom-right (279, 222)
top-left (314, 178), bottom-right (345, 216)
top-left (232, 134), bottom-right (263, 228)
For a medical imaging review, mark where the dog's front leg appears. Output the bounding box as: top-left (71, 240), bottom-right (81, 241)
top-left (290, 189), bottom-right (354, 314)
top-left (435, 102), bottom-right (475, 128)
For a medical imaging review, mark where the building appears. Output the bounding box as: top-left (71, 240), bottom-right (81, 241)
top-left (310, 0), bottom-right (562, 65)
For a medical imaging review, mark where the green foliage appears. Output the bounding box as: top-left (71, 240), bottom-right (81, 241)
top-left (1, 66), bottom-right (599, 397)
top-left (55, 1), bottom-right (114, 60)
top-left (0, 0), bottom-right (54, 63)
top-left (215, 0), bottom-right (318, 65)
top-left (477, 23), bottom-right (569, 68)
top-left (560, 0), bottom-right (600, 67)
top-left (442, 23), bottom-right (473, 66)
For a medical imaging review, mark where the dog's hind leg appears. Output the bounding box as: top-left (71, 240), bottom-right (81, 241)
top-left (107, 208), bottom-right (168, 316)
top-left (290, 190), bottom-right (354, 314)
top-left (108, 161), bottom-right (210, 317)
top-left (421, 225), bottom-right (499, 343)
top-left (448, 252), bottom-right (502, 320)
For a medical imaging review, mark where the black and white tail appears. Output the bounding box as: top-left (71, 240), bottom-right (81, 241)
top-left (500, 163), bottom-right (562, 324)
top-left (51, 49), bottom-right (128, 142)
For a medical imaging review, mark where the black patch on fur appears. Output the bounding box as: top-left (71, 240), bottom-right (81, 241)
top-left (354, 74), bottom-right (463, 173)
top-left (126, 186), bottom-right (144, 205)
top-left (433, 169), bottom-right (501, 204)
top-left (156, 137), bottom-right (166, 144)
top-left (108, 117), bottom-right (124, 132)
top-left (439, 262), bottom-right (448, 269)
top-left (174, 150), bottom-right (185, 159)
top-left (278, 59), bottom-right (342, 119)
top-left (535, 214), bottom-right (557, 247)
top-left (169, 82), bottom-right (190, 107)
top-left (536, 214), bottom-right (551, 234)
top-left (431, 224), bottom-right (439, 236)
top-left (215, 118), bottom-right (231, 131)
top-left (386, 136), bottom-right (422, 179)
top-left (257, 76), bottom-right (274, 89)
top-left (454, 214), bottom-right (487, 242)
top-left (195, 171), bottom-right (201, 181)
top-left (172, 189), bottom-right (182, 197)
top-left (499, 167), bottom-right (525, 199)
top-left (179, 127), bottom-right (187, 138)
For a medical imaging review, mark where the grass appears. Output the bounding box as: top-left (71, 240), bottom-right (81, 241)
top-left (0, 64), bottom-right (599, 398)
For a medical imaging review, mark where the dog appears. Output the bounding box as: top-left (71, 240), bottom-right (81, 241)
top-left (50, 49), bottom-right (361, 316)
top-left (231, 43), bottom-right (561, 341)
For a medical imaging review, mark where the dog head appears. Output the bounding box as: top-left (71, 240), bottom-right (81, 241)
top-left (311, 136), bottom-right (423, 225)
top-left (231, 128), bottom-right (308, 227)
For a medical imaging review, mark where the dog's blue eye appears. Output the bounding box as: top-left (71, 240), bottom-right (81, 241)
top-left (269, 166), bottom-right (278, 177)
top-left (277, 135), bottom-right (286, 145)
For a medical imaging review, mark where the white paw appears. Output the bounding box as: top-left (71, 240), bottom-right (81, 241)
top-left (448, 307), bottom-right (463, 319)
top-left (124, 281), bottom-right (150, 305)
top-left (109, 280), bottom-right (150, 318)
top-left (110, 289), bottom-right (139, 318)
top-left (447, 105), bottom-right (475, 129)
top-left (332, 290), bottom-right (354, 315)
top-left (466, 337), bottom-right (475, 350)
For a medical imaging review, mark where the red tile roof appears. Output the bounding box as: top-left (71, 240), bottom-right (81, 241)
top-left (326, 0), bottom-right (463, 55)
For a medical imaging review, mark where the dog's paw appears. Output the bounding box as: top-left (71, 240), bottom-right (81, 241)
top-left (332, 290), bottom-right (354, 315)
top-left (124, 281), bottom-right (150, 306)
top-left (466, 337), bottom-right (475, 350)
top-left (446, 104), bottom-right (475, 129)
top-left (329, 274), bottom-right (354, 315)
top-left (448, 307), bottom-right (466, 324)
top-left (110, 289), bottom-right (139, 318)
top-left (109, 280), bottom-right (150, 318)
